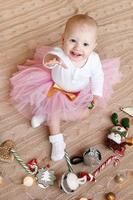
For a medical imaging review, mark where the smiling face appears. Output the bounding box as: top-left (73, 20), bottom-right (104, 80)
top-left (62, 18), bottom-right (97, 63)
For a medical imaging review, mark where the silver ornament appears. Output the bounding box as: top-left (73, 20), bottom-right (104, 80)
top-left (83, 147), bottom-right (102, 167)
top-left (36, 168), bottom-right (56, 188)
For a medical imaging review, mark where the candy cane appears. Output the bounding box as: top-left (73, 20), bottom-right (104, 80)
top-left (92, 155), bottom-right (119, 177)
top-left (11, 149), bottom-right (38, 176)
top-left (64, 150), bottom-right (74, 173)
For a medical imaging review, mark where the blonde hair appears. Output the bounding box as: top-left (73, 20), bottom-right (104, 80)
top-left (64, 14), bottom-right (97, 33)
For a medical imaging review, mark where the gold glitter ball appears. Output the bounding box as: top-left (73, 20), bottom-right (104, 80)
top-left (23, 176), bottom-right (34, 187)
top-left (105, 192), bottom-right (116, 200)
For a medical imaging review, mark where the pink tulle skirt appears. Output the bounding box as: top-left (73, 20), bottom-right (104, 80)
top-left (10, 47), bottom-right (121, 122)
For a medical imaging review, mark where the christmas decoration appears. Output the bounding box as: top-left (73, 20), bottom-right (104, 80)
top-left (0, 140), bottom-right (15, 162)
top-left (0, 111), bottom-right (132, 194)
top-left (60, 172), bottom-right (87, 193)
top-left (107, 112), bottom-right (132, 156)
top-left (121, 106), bottom-right (133, 117)
top-left (83, 148), bottom-right (102, 167)
top-left (125, 137), bottom-right (133, 145)
top-left (71, 147), bottom-right (102, 167)
top-left (36, 168), bottom-right (56, 188)
top-left (23, 176), bottom-right (35, 187)
top-left (92, 155), bottom-right (119, 177)
top-left (111, 113), bottom-right (119, 126)
top-left (10, 149), bottom-right (37, 175)
top-left (114, 173), bottom-right (127, 184)
top-left (121, 117), bottom-right (130, 128)
top-left (27, 159), bottom-right (38, 172)
top-left (64, 150), bottom-right (74, 173)
top-left (61, 147), bottom-right (119, 194)
top-left (60, 150), bottom-right (88, 194)
top-left (0, 140), bottom-right (56, 188)
top-left (105, 192), bottom-right (116, 200)
top-left (78, 172), bottom-right (96, 182)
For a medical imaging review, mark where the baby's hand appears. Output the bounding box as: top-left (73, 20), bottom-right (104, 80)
top-left (45, 58), bottom-right (60, 69)
top-left (45, 58), bottom-right (67, 69)
top-left (88, 96), bottom-right (100, 111)
top-left (92, 96), bottom-right (100, 107)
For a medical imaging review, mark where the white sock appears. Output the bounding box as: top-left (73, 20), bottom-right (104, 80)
top-left (31, 115), bottom-right (46, 128)
top-left (49, 134), bottom-right (66, 161)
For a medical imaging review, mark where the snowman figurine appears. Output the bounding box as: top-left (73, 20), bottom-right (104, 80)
top-left (107, 125), bottom-right (128, 156)
top-left (60, 172), bottom-right (87, 193)
top-left (107, 113), bottom-right (130, 156)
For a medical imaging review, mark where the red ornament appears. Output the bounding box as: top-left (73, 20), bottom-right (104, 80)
top-left (46, 164), bottom-right (50, 168)
top-left (115, 146), bottom-right (126, 156)
top-left (78, 172), bottom-right (96, 182)
top-left (27, 159), bottom-right (38, 171)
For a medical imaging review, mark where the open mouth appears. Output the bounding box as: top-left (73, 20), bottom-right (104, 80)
top-left (70, 51), bottom-right (83, 58)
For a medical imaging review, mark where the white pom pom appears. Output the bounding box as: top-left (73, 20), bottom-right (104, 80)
top-left (23, 176), bottom-right (34, 187)
top-left (67, 173), bottom-right (79, 190)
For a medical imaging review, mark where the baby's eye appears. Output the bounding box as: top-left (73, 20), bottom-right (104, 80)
top-left (70, 39), bottom-right (76, 43)
top-left (83, 43), bottom-right (89, 46)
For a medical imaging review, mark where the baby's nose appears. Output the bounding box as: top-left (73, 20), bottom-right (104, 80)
top-left (74, 43), bottom-right (81, 50)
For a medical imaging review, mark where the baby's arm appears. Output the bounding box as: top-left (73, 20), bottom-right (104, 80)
top-left (43, 53), bottom-right (67, 69)
top-left (90, 54), bottom-right (104, 108)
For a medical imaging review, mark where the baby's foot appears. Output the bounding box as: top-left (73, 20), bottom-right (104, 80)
top-left (51, 141), bottom-right (66, 161)
top-left (49, 134), bottom-right (66, 161)
top-left (31, 115), bottom-right (46, 128)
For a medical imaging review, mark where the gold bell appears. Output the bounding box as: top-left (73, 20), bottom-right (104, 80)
top-left (125, 137), bottom-right (133, 145)
top-left (105, 192), bottom-right (116, 200)
top-left (115, 174), bottom-right (126, 183)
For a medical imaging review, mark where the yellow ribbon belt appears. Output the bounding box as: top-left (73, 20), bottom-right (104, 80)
top-left (47, 83), bottom-right (79, 101)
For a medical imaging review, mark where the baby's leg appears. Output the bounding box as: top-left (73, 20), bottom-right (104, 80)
top-left (48, 115), bottom-right (66, 161)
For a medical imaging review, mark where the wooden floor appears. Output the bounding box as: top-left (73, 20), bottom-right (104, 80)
top-left (0, 0), bottom-right (133, 199)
